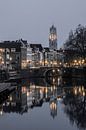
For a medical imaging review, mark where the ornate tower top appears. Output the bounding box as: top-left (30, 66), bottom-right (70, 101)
top-left (49, 25), bottom-right (57, 50)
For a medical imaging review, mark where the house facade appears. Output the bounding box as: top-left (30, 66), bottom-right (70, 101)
top-left (0, 39), bottom-right (27, 70)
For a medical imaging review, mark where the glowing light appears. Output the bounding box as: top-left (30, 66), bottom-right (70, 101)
top-left (10, 57), bottom-right (12, 61)
top-left (53, 69), bottom-right (55, 73)
top-left (45, 60), bottom-right (48, 64)
top-left (51, 87), bottom-right (53, 92)
top-left (83, 91), bottom-right (85, 97)
top-left (22, 86), bottom-right (27, 93)
top-left (74, 88), bottom-right (77, 95)
top-left (9, 96), bottom-right (12, 101)
top-left (0, 111), bottom-right (3, 115)
top-left (58, 69), bottom-right (60, 72)
top-left (53, 78), bottom-right (55, 83)
top-left (79, 87), bottom-right (81, 93)
top-left (27, 91), bottom-right (30, 96)
top-left (82, 86), bottom-right (84, 91)
top-left (45, 88), bottom-right (48, 94)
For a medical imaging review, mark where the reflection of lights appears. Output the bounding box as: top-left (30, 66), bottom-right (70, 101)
top-left (30, 85), bottom-right (36, 89)
top-left (39, 87), bottom-right (44, 94)
top-left (58, 77), bottom-right (60, 85)
top-left (40, 89), bottom-right (44, 96)
top-left (45, 87), bottom-right (48, 98)
top-left (79, 87), bottom-right (81, 93)
top-left (45, 88), bottom-right (48, 94)
top-left (27, 91), bottom-right (30, 96)
top-left (22, 60), bottom-right (27, 68)
top-left (45, 60), bottom-right (48, 64)
top-left (59, 62), bottom-right (62, 65)
top-left (53, 78), bottom-right (55, 83)
top-left (0, 111), bottom-right (3, 115)
top-left (0, 49), bottom-right (4, 52)
top-left (10, 96), bottom-right (12, 101)
top-left (74, 86), bottom-right (86, 96)
top-left (82, 86), bottom-right (84, 91)
top-left (50, 102), bottom-right (57, 110)
top-left (22, 86), bottom-right (27, 93)
top-left (10, 57), bottom-right (12, 61)
top-left (1, 61), bottom-right (4, 64)
top-left (50, 61), bottom-right (52, 64)
top-left (54, 85), bottom-right (56, 90)
top-left (51, 87), bottom-right (53, 92)
top-left (83, 91), bottom-right (85, 97)
top-left (74, 88), bottom-right (77, 95)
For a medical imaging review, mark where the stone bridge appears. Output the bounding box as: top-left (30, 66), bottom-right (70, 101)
top-left (21, 66), bottom-right (63, 78)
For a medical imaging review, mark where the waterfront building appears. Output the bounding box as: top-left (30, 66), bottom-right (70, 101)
top-left (49, 25), bottom-right (57, 50)
top-left (43, 47), bottom-right (58, 67)
top-left (0, 39), bottom-right (27, 70)
top-left (27, 43), bottom-right (43, 67)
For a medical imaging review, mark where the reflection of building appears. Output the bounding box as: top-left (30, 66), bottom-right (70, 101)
top-left (0, 39), bottom-right (27, 70)
top-left (50, 99), bottom-right (57, 118)
top-left (63, 86), bottom-right (86, 129)
top-left (3, 86), bottom-right (28, 114)
top-left (49, 25), bottom-right (57, 50)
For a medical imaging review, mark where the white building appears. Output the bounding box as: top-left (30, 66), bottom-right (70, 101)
top-left (27, 44), bottom-right (43, 67)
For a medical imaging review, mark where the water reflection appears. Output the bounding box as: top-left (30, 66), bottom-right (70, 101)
top-left (0, 77), bottom-right (86, 130)
top-left (63, 86), bottom-right (86, 129)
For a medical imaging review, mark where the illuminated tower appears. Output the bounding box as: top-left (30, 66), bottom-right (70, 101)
top-left (49, 25), bottom-right (57, 50)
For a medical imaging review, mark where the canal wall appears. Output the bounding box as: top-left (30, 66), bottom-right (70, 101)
top-left (1, 67), bottom-right (86, 81)
top-left (0, 69), bottom-right (9, 82)
top-left (62, 67), bottom-right (86, 78)
top-left (21, 68), bottom-right (46, 78)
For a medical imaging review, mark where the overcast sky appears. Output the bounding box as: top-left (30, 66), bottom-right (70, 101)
top-left (0, 0), bottom-right (86, 48)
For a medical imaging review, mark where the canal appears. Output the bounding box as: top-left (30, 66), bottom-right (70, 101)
top-left (0, 77), bottom-right (86, 130)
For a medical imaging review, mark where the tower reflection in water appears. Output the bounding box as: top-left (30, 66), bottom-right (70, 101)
top-left (0, 77), bottom-right (86, 129)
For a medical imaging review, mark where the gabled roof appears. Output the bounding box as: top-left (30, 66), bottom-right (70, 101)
top-left (0, 41), bottom-right (21, 48)
top-left (44, 47), bottom-right (50, 52)
top-left (0, 39), bottom-right (27, 49)
top-left (29, 44), bottom-right (43, 52)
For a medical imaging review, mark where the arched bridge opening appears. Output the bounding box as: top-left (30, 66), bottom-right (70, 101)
top-left (44, 68), bottom-right (62, 85)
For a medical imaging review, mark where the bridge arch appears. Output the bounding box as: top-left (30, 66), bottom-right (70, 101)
top-left (44, 68), bottom-right (62, 77)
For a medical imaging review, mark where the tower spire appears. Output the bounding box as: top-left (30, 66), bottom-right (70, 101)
top-left (49, 25), bottom-right (57, 50)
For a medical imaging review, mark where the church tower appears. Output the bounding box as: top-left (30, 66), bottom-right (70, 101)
top-left (49, 25), bottom-right (57, 50)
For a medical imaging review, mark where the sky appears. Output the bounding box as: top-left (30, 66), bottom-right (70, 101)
top-left (0, 0), bottom-right (86, 48)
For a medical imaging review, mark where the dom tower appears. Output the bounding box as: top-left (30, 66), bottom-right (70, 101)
top-left (49, 25), bottom-right (57, 50)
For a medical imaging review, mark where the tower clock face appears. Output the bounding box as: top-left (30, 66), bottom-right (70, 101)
top-left (49, 34), bottom-right (57, 41)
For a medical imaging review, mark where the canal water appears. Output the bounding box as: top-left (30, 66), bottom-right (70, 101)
top-left (0, 77), bottom-right (86, 130)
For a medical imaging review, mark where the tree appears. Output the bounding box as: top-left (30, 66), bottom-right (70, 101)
top-left (64, 24), bottom-right (86, 63)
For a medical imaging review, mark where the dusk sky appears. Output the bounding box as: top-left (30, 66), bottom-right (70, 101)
top-left (0, 0), bottom-right (86, 48)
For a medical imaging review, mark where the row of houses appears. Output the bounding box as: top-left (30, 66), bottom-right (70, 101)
top-left (0, 39), bottom-right (62, 70)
